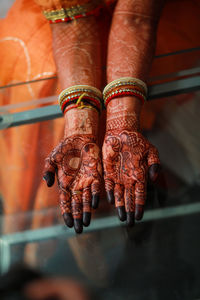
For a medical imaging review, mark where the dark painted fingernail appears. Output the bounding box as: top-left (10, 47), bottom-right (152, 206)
top-left (149, 164), bottom-right (160, 182)
top-left (106, 191), bottom-right (115, 204)
top-left (127, 212), bottom-right (135, 227)
top-left (117, 206), bottom-right (126, 221)
top-left (63, 213), bottom-right (73, 228)
top-left (83, 212), bottom-right (91, 227)
top-left (135, 204), bottom-right (144, 221)
top-left (43, 172), bottom-right (55, 187)
top-left (92, 194), bottom-right (99, 209)
top-left (74, 219), bottom-right (83, 234)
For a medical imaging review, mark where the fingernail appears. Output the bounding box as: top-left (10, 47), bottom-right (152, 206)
top-left (149, 164), bottom-right (160, 182)
top-left (135, 204), bottom-right (144, 221)
top-left (117, 206), bottom-right (126, 221)
top-left (106, 191), bottom-right (115, 204)
top-left (83, 212), bottom-right (91, 227)
top-left (63, 213), bottom-right (73, 228)
top-left (43, 172), bottom-right (55, 187)
top-left (92, 194), bottom-right (99, 209)
top-left (127, 212), bottom-right (135, 226)
top-left (74, 219), bottom-right (83, 234)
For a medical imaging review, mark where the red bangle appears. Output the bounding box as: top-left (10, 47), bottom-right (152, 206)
top-left (105, 90), bottom-right (145, 107)
top-left (104, 84), bottom-right (145, 99)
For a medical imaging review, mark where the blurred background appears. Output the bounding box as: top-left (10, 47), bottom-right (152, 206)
top-left (0, 1), bottom-right (200, 299)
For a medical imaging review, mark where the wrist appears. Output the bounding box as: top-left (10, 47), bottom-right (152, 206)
top-left (106, 96), bottom-right (142, 132)
top-left (64, 108), bottom-right (99, 138)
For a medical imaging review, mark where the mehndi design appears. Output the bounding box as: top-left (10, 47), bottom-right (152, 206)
top-left (43, 135), bottom-right (102, 233)
top-left (103, 126), bottom-right (160, 225)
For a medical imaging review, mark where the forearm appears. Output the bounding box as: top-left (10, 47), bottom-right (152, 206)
top-left (106, 0), bottom-right (164, 128)
top-left (107, 0), bottom-right (164, 82)
top-left (51, 17), bottom-right (101, 88)
top-left (50, 17), bottom-right (101, 136)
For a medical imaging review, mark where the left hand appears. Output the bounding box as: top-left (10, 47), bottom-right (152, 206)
top-left (103, 130), bottom-right (160, 225)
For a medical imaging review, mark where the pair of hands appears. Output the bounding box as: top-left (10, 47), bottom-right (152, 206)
top-left (43, 130), bottom-right (160, 233)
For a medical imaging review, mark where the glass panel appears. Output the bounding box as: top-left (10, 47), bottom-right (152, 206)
top-left (150, 47), bottom-right (200, 84)
top-left (0, 49), bottom-right (200, 299)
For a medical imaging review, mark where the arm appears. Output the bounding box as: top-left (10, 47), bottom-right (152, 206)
top-left (43, 16), bottom-right (103, 234)
top-left (103, 0), bottom-right (164, 224)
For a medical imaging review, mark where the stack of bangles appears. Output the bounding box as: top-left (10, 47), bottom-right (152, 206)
top-left (58, 85), bottom-right (103, 115)
top-left (58, 77), bottom-right (147, 114)
top-left (103, 77), bottom-right (148, 107)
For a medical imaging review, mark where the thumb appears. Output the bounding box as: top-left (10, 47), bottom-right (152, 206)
top-left (148, 163), bottom-right (160, 182)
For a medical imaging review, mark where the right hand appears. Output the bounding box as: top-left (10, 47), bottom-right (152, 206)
top-left (43, 134), bottom-right (102, 234)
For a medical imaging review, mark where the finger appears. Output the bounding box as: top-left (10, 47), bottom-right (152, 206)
top-left (149, 163), bottom-right (160, 182)
top-left (114, 184), bottom-right (126, 221)
top-left (82, 187), bottom-right (91, 227)
top-left (135, 182), bottom-right (146, 221)
top-left (147, 145), bottom-right (160, 170)
top-left (71, 191), bottom-right (83, 234)
top-left (105, 179), bottom-right (115, 204)
top-left (43, 157), bottom-right (56, 187)
top-left (43, 171), bottom-right (55, 187)
top-left (124, 186), bottom-right (135, 226)
top-left (59, 190), bottom-right (73, 228)
top-left (91, 180), bottom-right (100, 209)
top-left (127, 212), bottom-right (135, 227)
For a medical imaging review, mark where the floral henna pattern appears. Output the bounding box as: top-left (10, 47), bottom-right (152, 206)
top-left (103, 130), bottom-right (160, 225)
top-left (106, 114), bottom-right (139, 132)
top-left (43, 135), bottom-right (102, 233)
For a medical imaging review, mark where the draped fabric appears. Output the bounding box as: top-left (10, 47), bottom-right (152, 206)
top-left (0, 0), bottom-right (200, 231)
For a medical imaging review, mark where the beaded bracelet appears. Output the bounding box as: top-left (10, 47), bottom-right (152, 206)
top-left (103, 77), bottom-right (147, 107)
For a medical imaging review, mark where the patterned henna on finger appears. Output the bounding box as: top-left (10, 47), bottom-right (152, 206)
top-left (124, 185), bottom-right (135, 212)
top-left (59, 190), bottom-right (71, 215)
top-left (114, 184), bottom-right (124, 207)
top-left (82, 187), bottom-right (91, 213)
top-left (71, 192), bottom-right (83, 219)
top-left (135, 181), bottom-right (146, 206)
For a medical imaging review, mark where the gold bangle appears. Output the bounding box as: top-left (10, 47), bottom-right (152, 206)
top-left (103, 77), bottom-right (148, 98)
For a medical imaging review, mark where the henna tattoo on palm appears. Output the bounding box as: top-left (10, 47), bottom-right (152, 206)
top-left (43, 135), bottom-right (102, 233)
top-left (103, 130), bottom-right (160, 225)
